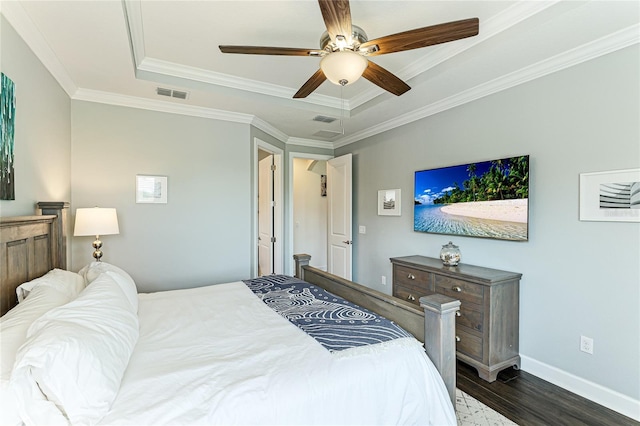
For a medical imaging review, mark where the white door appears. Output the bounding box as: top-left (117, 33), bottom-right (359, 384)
top-left (258, 155), bottom-right (274, 275)
top-left (327, 153), bottom-right (352, 280)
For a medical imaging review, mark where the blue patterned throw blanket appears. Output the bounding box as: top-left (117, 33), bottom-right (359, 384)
top-left (243, 275), bottom-right (412, 352)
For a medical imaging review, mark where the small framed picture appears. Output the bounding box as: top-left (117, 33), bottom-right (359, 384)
top-left (321, 175), bottom-right (327, 197)
top-left (579, 168), bottom-right (639, 222)
top-left (136, 175), bottom-right (168, 204)
top-left (378, 189), bottom-right (401, 216)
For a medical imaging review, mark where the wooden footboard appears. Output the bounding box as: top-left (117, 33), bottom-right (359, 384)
top-left (294, 254), bottom-right (460, 405)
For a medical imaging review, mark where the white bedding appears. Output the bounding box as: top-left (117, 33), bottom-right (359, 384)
top-left (100, 281), bottom-right (456, 425)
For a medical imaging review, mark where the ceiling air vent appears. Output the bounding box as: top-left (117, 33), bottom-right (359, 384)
top-left (156, 87), bottom-right (189, 100)
top-left (312, 130), bottom-right (342, 140)
top-left (312, 115), bottom-right (337, 123)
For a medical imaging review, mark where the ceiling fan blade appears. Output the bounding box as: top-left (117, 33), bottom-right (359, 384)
top-left (362, 61), bottom-right (411, 96)
top-left (293, 69), bottom-right (327, 98)
top-left (318, 0), bottom-right (352, 43)
top-left (359, 18), bottom-right (479, 56)
top-left (219, 46), bottom-right (322, 56)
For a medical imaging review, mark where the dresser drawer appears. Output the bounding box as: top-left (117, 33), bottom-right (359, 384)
top-left (393, 284), bottom-right (434, 306)
top-left (456, 328), bottom-right (483, 360)
top-left (457, 303), bottom-right (483, 333)
top-left (435, 275), bottom-right (483, 305)
top-left (393, 265), bottom-right (432, 291)
top-left (391, 255), bottom-right (521, 383)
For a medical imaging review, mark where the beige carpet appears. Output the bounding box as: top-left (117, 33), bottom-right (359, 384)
top-left (456, 389), bottom-right (518, 426)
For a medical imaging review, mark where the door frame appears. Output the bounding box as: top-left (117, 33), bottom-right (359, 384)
top-left (253, 138), bottom-right (283, 277)
top-left (286, 152), bottom-right (333, 275)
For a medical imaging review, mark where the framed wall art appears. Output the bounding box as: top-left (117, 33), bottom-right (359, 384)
top-left (579, 168), bottom-right (640, 222)
top-left (378, 189), bottom-right (401, 216)
top-left (1, 73), bottom-right (16, 200)
top-left (136, 175), bottom-right (168, 204)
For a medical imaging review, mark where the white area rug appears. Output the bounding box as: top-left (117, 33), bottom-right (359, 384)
top-left (456, 389), bottom-right (518, 425)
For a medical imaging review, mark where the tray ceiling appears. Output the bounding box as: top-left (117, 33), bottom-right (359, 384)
top-left (2, 1), bottom-right (638, 147)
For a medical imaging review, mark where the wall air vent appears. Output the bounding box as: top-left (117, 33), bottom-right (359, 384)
top-left (312, 130), bottom-right (342, 140)
top-left (156, 87), bottom-right (189, 100)
top-left (312, 115), bottom-right (337, 123)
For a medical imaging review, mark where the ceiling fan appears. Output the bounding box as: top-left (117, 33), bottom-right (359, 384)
top-left (219, 0), bottom-right (479, 99)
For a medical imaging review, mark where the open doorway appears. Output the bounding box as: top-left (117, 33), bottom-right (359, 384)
top-left (293, 158), bottom-right (328, 271)
top-left (288, 152), bottom-right (333, 275)
top-left (255, 139), bottom-right (283, 277)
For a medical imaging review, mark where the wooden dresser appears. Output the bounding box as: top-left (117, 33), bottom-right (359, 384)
top-left (391, 255), bottom-right (521, 382)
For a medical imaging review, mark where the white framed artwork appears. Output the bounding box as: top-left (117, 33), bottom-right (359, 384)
top-left (579, 168), bottom-right (639, 222)
top-left (378, 189), bottom-right (401, 216)
top-left (136, 175), bottom-right (168, 204)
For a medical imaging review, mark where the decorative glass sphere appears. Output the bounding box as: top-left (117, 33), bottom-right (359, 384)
top-left (440, 241), bottom-right (461, 266)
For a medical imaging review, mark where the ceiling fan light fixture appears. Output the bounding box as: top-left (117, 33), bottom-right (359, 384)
top-left (320, 51), bottom-right (368, 86)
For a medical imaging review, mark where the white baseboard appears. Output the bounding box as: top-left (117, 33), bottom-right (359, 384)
top-left (520, 355), bottom-right (640, 421)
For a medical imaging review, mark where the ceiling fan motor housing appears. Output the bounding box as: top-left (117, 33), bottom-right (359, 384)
top-left (320, 25), bottom-right (368, 52)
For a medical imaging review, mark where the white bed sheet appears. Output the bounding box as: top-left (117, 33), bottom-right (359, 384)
top-left (100, 281), bottom-right (455, 425)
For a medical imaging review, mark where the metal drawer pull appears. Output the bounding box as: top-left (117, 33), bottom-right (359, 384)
top-left (407, 273), bottom-right (415, 280)
top-left (452, 286), bottom-right (462, 292)
top-left (455, 336), bottom-right (461, 342)
top-left (407, 294), bottom-right (416, 301)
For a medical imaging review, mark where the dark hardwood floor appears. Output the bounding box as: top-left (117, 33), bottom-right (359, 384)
top-left (457, 361), bottom-right (639, 426)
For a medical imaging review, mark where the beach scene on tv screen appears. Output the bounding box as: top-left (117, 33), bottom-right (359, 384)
top-left (414, 156), bottom-right (529, 241)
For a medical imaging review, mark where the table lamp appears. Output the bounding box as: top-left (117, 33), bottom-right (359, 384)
top-left (73, 207), bottom-right (119, 261)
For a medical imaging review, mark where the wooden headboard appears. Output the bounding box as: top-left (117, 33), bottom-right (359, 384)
top-left (0, 202), bottom-right (68, 316)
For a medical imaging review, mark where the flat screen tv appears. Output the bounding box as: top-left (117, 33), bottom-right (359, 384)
top-left (414, 155), bottom-right (529, 241)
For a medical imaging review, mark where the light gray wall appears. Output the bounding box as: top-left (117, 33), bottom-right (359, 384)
top-left (71, 101), bottom-right (252, 292)
top-left (336, 46), bottom-right (640, 402)
top-left (0, 17), bottom-right (71, 217)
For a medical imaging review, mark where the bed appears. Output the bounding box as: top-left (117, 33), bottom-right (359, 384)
top-left (1, 205), bottom-right (461, 425)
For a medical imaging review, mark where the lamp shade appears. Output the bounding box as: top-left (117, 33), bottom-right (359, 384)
top-left (74, 208), bottom-right (119, 237)
top-left (320, 51), bottom-right (368, 86)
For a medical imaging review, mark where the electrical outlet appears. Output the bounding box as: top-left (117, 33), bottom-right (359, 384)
top-left (381, 276), bottom-right (386, 285)
top-left (580, 335), bottom-right (594, 354)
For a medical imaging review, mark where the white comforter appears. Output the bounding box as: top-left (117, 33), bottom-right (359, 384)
top-left (100, 281), bottom-right (456, 425)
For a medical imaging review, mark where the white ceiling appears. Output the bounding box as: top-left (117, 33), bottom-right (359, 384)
top-left (2, 1), bottom-right (639, 148)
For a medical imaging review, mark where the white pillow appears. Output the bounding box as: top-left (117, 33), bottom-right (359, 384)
top-left (78, 262), bottom-right (138, 312)
top-left (78, 261), bottom-right (133, 285)
top-left (1, 285), bottom-right (75, 426)
top-left (10, 272), bottom-right (139, 425)
top-left (16, 268), bottom-right (84, 302)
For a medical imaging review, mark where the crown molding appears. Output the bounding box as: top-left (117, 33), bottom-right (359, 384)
top-left (334, 23), bottom-right (640, 149)
top-left (1, 1), bottom-right (77, 97)
top-left (251, 116), bottom-right (289, 143)
top-left (122, 0), bottom-right (346, 111)
top-left (137, 57), bottom-right (343, 111)
top-left (124, 0), bottom-right (557, 113)
top-left (73, 88), bottom-right (254, 123)
top-left (73, 88), bottom-right (296, 143)
top-left (121, 0), bottom-right (145, 68)
top-left (349, 1), bottom-right (559, 109)
top-left (286, 137), bottom-right (334, 149)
